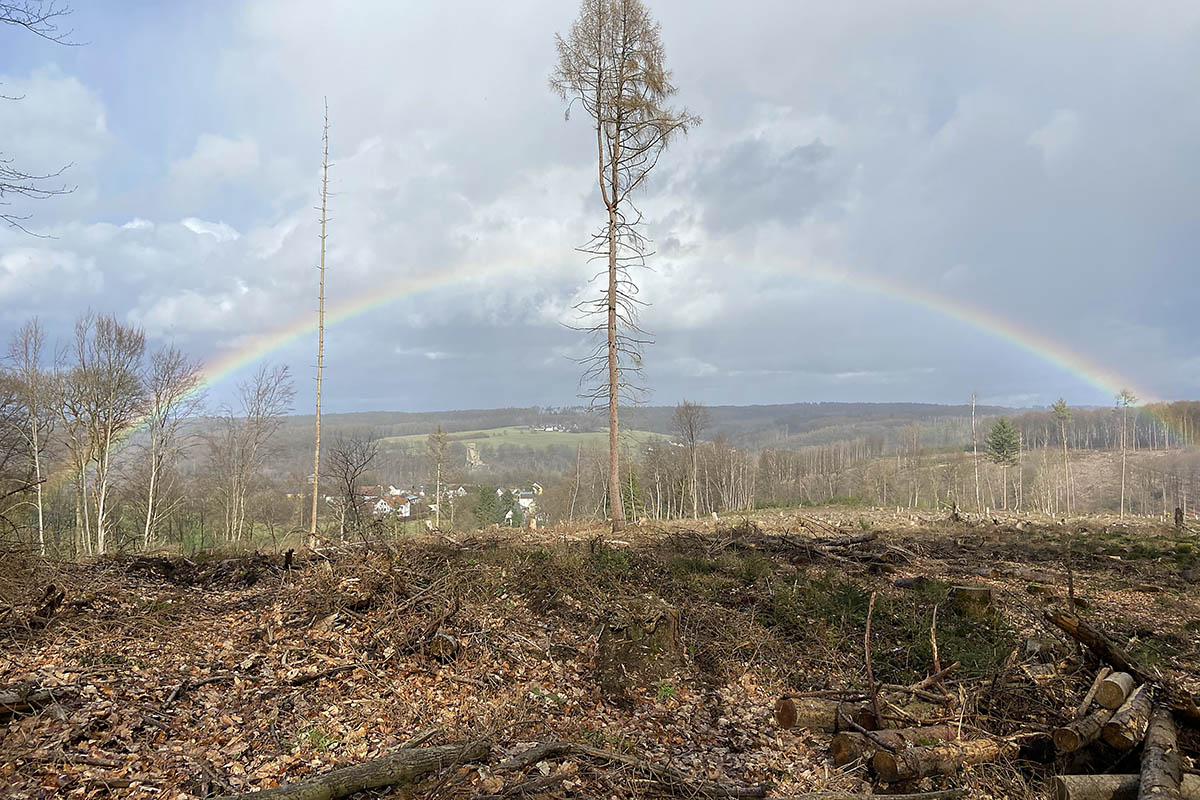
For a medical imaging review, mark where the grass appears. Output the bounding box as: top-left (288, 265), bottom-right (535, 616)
top-left (380, 425), bottom-right (660, 452)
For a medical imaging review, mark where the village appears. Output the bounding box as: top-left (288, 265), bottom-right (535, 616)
top-left (340, 482), bottom-right (545, 527)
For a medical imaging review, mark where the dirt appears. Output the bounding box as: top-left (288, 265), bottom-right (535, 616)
top-left (1, 508), bottom-right (1197, 799)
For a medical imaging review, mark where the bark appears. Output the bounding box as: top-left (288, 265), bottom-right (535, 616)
top-left (830, 725), bottom-right (958, 767)
top-left (872, 738), bottom-right (1016, 782)
top-left (1053, 707), bottom-right (1113, 753)
top-left (1137, 706), bottom-right (1181, 800)
top-left (774, 696), bottom-right (879, 733)
top-left (1044, 610), bottom-right (1200, 725)
top-left (1051, 775), bottom-right (1200, 800)
top-left (1103, 685), bottom-right (1152, 750)
top-left (213, 740), bottom-right (490, 800)
top-left (1096, 672), bottom-right (1137, 710)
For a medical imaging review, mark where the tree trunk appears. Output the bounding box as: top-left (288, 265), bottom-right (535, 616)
top-left (1054, 708), bottom-right (1113, 752)
top-left (1052, 774), bottom-right (1200, 800)
top-left (872, 739), bottom-right (1016, 782)
top-left (310, 102), bottom-right (329, 549)
top-left (606, 199), bottom-right (624, 533)
top-left (1137, 706), bottom-right (1181, 800)
top-left (1104, 685), bottom-right (1152, 750)
top-left (830, 725), bottom-right (958, 767)
top-left (213, 740), bottom-right (490, 800)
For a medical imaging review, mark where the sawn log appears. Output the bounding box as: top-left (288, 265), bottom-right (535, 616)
top-left (872, 738), bottom-right (1016, 782)
top-left (1051, 774), bottom-right (1200, 800)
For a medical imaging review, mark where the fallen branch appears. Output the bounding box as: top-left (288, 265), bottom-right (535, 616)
top-left (831, 725), bottom-right (959, 767)
top-left (164, 674), bottom-right (235, 708)
top-left (213, 740), bottom-right (490, 800)
top-left (0, 687), bottom-right (63, 720)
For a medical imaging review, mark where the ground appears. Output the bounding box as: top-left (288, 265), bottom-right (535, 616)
top-left (1, 508), bottom-right (1197, 799)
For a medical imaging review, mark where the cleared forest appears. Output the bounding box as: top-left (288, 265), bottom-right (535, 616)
top-left (3, 508), bottom-right (1198, 798)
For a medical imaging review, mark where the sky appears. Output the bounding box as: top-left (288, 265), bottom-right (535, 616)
top-left (2, 0), bottom-right (1199, 413)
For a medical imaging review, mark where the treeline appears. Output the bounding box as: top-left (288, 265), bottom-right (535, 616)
top-left (539, 400), bottom-right (1200, 524)
top-left (0, 314), bottom-right (306, 556)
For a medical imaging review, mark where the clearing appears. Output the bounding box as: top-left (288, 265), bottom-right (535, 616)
top-left (2, 508), bottom-right (1198, 799)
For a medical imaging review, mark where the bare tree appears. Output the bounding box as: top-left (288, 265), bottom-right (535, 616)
top-left (207, 363), bottom-right (294, 543)
top-left (971, 392), bottom-right (980, 512)
top-left (310, 99), bottom-right (330, 549)
top-left (1, 1), bottom-right (79, 232)
top-left (552, 0), bottom-right (698, 533)
top-left (672, 399), bottom-right (709, 519)
top-left (53, 352), bottom-right (93, 554)
top-left (139, 345), bottom-right (204, 550)
top-left (6, 319), bottom-right (52, 553)
top-left (1052, 397), bottom-right (1072, 516)
top-left (74, 313), bottom-right (145, 554)
top-left (0, 370), bottom-right (37, 545)
top-left (426, 425), bottom-right (451, 530)
top-left (1117, 389), bottom-right (1137, 520)
top-left (326, 431), bottom-right (378, 538)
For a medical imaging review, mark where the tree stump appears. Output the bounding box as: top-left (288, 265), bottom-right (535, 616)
top-left (595, 595), bottom-right (683, 698)
top-left (949, 586), bottom-right (993, 618)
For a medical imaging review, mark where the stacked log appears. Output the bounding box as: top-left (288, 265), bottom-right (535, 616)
top-left (1095, 672), bottom-right (1135, 710)
top-left (1053, 707), bottom-right (1113, 753)
top-left (872, 739), bottom-right (1016, 781)
top-left (1101, 686), bottom-right (1152, 751)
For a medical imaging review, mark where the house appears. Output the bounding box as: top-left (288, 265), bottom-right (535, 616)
top-left (368, 495), bottom-right (412, 518)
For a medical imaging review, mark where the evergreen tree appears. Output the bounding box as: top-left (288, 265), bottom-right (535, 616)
top-left (985, 417), bottom-right (1021, 510)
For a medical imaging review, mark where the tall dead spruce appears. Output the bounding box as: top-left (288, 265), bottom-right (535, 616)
top-left (552, 0), bottom-right (698, 532)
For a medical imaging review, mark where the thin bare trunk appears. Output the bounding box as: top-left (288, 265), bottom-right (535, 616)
top-left (310, 101), bottom-right (330, 548)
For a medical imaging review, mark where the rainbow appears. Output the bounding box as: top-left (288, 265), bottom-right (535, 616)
top-left (769, 260), bottom-right (1160, 404)
top-left (42, 253), bottom-right (1182, 496)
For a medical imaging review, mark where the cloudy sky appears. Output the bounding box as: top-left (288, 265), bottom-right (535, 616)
top-left (2, 1), bottom-right (1199, 412)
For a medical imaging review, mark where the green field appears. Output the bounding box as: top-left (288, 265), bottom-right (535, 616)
top-left (381, 425), bottom-right (662, 451)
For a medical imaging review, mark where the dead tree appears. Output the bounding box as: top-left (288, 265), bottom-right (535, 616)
top-left (551, 0), bottom-right (699, 533)
top-left (309, 100), bottom-right (330, 548)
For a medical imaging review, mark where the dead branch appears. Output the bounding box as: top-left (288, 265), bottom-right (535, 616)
top-left (213, 740), bottom-right (491, 800)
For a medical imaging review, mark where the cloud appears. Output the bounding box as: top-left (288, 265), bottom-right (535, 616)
top-left (168, 134), bottom-right (261, 193)
top-left (181, 217), bottom-right (241, 242)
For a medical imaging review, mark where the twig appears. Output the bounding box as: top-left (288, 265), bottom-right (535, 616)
top-left (838, 709), bottom-right (896, 754)
top-left (1074, 666), bottom-right (1113, 719)
top-left (864, 591), bottom-right (880, 726)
